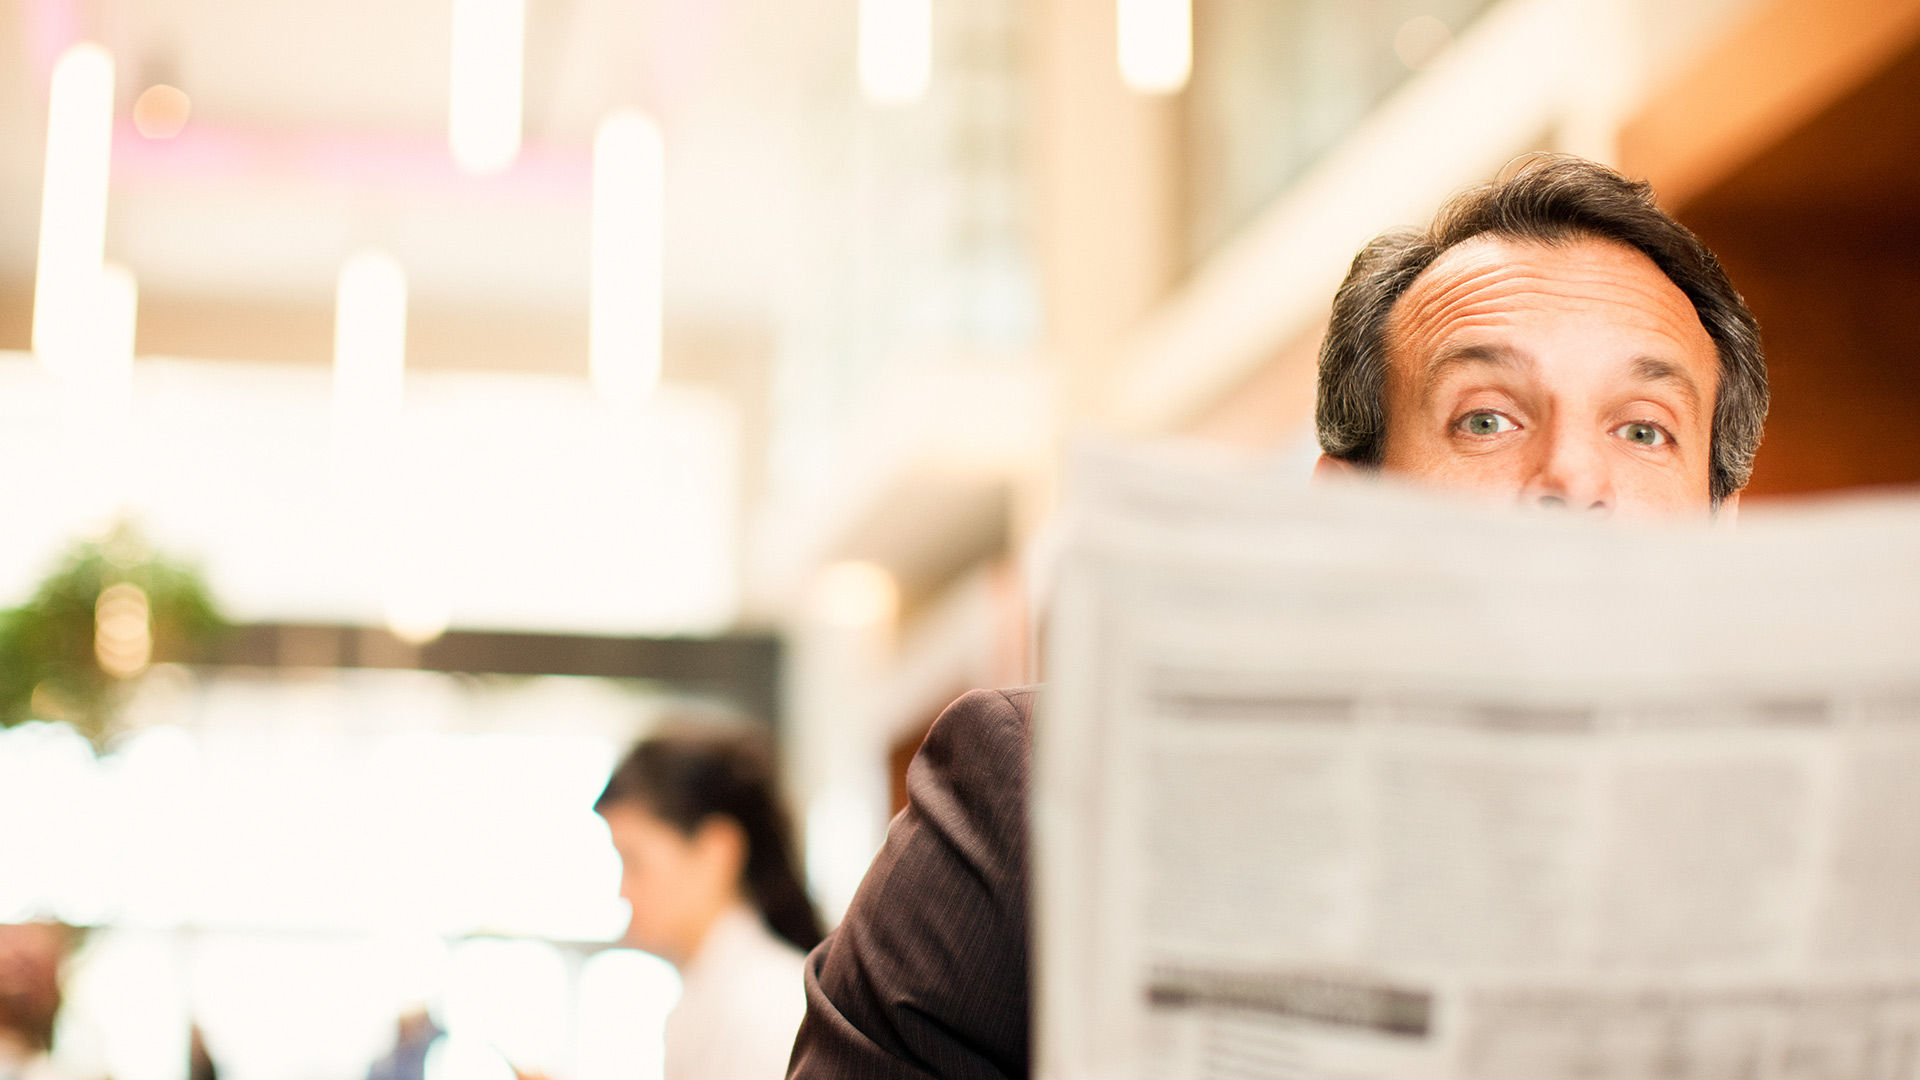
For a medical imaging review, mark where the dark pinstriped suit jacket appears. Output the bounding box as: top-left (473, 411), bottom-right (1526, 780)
top-left (788, 687), bottom-right (1036, 1080)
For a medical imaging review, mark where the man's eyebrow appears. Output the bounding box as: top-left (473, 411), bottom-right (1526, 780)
top-left (1630, 355), bottom-right (1702, 407)
top-left (1422, 342), bottom-right (1523, 383)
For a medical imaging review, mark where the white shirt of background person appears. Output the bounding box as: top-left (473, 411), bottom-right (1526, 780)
top-left (662, 903), bottom-right (805, 1080)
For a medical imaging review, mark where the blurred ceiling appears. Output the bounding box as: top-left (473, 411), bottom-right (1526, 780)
top-left (0, 0), bottom-right (839, 375)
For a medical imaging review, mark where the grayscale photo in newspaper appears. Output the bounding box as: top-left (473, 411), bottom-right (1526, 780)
top-left (1033, 448), bottom-right (1920, 1080)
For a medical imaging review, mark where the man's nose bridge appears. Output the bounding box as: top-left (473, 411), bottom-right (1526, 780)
top-left (1529, 414), bottom-right (1610, 506)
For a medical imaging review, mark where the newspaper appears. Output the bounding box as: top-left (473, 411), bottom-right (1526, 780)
top-left (1034, 449), bottom-right (1920, 1080)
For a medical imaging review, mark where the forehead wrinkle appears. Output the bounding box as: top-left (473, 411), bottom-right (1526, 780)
top-left (1389, 263), bottom-right (1523, 348)
top-left (1391, 245), bottom-right (1712, 374)
top-left (1412, 236), bottom-right (1705, 323)
top-left (1407, 266), bottom-right (1683, 329)
top-left (1389, 267), bottom-right (1618, 371)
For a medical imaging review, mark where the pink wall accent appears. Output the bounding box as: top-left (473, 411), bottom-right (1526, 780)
top-left (24, 0), bottom-right (82, 88)
top-left (112, 122), bottom-right (591, 199)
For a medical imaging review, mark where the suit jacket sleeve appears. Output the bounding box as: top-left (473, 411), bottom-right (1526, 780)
top-left (787, 686), bottom-right (1036, 1080)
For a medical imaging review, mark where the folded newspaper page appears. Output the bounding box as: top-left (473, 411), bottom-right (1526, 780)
top-left (1035, 449), bottom-right (1920, 1080)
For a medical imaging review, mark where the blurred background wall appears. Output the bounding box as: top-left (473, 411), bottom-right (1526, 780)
top-left (4, 0), bottom-right (1919, 1076)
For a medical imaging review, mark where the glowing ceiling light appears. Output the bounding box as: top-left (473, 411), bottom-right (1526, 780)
top-left (333, 251), bottom-right (409, 425)
top-left (1117, 0), bottom-right (1191, 95)
top-left (33, 42), bottom-right (115, 368)
top-left (385, 590), bottom-right (450, 646)
top-left (132, 84), bottom-right (191, 138)
top-left (858, 0), bottom-right (931, 105)
top-left (449, 0), bottom-right (525, 174)
top-left (589, 111), bottom-right (664, 407)
top-left (95, 582), bottom-right (151, 679)
top-left (811, 560), bottom-right (899, 629)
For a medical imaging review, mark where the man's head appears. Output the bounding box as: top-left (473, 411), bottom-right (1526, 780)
top-left (1315, 155), bottom-right (1766, 515)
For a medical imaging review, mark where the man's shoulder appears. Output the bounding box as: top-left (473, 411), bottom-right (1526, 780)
top-left (790, 687), bottom-right (1041, 1080)
top-left (912, 685), bottom-right (1042, 800)
top-left (930, 684), bottom-right (1041, 743)
top-left (944, 684), bottom-right (1042, 721)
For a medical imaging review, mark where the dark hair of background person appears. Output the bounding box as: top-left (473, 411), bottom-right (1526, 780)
top-left (595, 721), bottom-right (825, 953)
top-left (1315, 153), bottom-right (1768, 505)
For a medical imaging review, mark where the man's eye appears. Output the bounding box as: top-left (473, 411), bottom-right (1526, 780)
top-left (1459, 411), bottom-right (1516, 436)
top-left (1614, 422), bottom-right (1668, 447)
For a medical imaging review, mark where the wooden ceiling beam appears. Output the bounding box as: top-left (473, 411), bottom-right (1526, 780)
top-left (1621, 0), bottom-right (1920, 210)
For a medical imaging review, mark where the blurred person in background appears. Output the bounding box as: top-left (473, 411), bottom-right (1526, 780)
top-left (0, 924), bottom-right (72, 1080)
top-left (365, 1009), bottom-right (439, 1080)
top-left (595, 723), bottom-right (823, 1080)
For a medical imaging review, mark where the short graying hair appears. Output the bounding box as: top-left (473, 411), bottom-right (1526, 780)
top-left (1314, 154), bottom-right (1767, 504)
